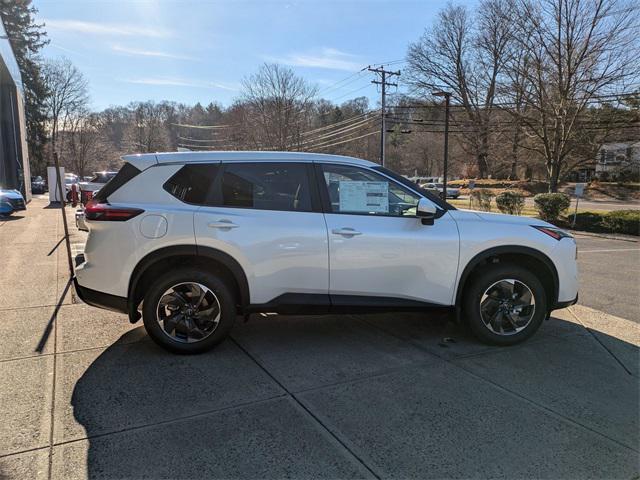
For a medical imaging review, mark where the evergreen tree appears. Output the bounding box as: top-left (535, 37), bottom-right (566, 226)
top-left (1, 0), bottom-right (49, 174)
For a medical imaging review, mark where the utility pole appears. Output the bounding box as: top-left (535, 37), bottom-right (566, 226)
top-left (433, 90), bottom-right (451, 201)
top-left (368, 66), bottom-right (400, 167)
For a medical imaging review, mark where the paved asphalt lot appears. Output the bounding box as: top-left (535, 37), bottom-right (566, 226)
top-left (575, 233), bottom-right (640, 323)
top-left (0, 197), bottom-right (638, 479)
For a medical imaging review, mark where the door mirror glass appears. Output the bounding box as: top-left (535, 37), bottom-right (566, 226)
top-left (416, 198), bottom-right (437, 225)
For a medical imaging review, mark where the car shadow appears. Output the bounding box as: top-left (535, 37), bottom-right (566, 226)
top-left (0, 214), bottom-right (25, 221)
top-left (66, 313), bottom-right (638, 478)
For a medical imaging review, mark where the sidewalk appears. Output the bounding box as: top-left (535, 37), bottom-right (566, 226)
top-left (0, 197), bottom-right (638, 479)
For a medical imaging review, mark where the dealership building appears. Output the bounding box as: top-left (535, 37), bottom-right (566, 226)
top-left (0, 20), bottom-right (30, 201)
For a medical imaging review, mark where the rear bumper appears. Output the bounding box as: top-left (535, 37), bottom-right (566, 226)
top-left (73, 277), bottom-right (128, 314)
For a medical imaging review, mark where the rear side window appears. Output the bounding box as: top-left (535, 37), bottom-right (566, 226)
top-left (163, 163), bottom-right (220, 205)
top-left (94, 163), bottom-right (141, 202)
top-left (220, 163), bottom-right (312, 212)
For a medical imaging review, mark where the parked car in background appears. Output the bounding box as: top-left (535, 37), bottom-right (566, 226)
top-left (31, 176), bottom-right (47, 194)
top-left (0, 196), bottom-right (14, 217)
top-left (421, 182), bottom-right (460, 199)
top-left (0, 188), bottom-right (26, 216)
top-left (75, 151), bottom-right (578, 354)
top-left (63, 173), bottom-right (79, 201)
top-left (78, 171), bottom-right (117, 204)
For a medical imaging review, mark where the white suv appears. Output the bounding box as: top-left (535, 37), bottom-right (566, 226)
top-left (74, 152), bottom-right (578, 354)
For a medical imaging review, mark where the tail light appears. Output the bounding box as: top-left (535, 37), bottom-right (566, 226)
top-left (85, 199), bottom-right (144, 221)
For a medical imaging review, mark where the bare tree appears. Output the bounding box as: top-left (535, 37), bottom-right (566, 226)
top-left (42, 57), bottom-right (89, 156)
top-left (406, 0), bottom-right (515, 178)
top-left (64, 111), bottom-right (107, 177)
top-left (125, 101), bottom-right (171, 153)
top-left (508, 0), bottom-right (639, 191)
top-left (240, 63), bottom-right (317, 150)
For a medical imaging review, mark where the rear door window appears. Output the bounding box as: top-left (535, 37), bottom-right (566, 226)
top-left (220, 162), bottom-right (312, 212)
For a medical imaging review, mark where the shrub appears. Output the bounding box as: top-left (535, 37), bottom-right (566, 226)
top-left (533, 193), bottom-right (571, 221)
top-left (470, 189), bottom-right (494, 211)
top-left (570, 210), bottom-right (639, 236)
top-left (495, 191), bottom-right (525, 215)
top-left (601, 210), bottom-right (640, 235)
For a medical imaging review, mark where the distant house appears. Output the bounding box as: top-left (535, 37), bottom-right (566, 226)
top-left (595, 141), bottom-right (640, 181)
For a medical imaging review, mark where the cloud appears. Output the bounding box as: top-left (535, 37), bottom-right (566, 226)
top-left (121, 77), bottom-right (239, 91)
top-left (45, 19), bottom-right (172, 38)
top-left (265, 47), bottom-right (362, 71)
top-left (111, 44), bottom-right (197, 61)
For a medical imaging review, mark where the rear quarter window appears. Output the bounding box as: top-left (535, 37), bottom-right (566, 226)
top-left (163, 163), bottom-right (220, 205)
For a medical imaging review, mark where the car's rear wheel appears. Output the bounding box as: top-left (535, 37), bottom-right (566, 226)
top-left (142, 268), bottom-right (236, 354)
top-left (463, 263), bottom-right (547, 346)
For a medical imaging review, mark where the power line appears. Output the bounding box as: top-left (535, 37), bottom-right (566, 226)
top-left (300, 111), bottom-right (374, 137)
top-left (297, 116), bottom-right (378, 148)
top-left (322, 82), bottom-right (373, 104)
top-left (172, 123), bottom-right (235, 129)
top-left (177, 136), bottom-right (228, 143)
top-left (306, 130), bottom-right (379, 151)
top-left (385, 91), bottom-right (640, 110)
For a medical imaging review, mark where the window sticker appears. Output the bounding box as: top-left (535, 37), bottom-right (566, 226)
top-left (338, 181), bottom-right (389, 213)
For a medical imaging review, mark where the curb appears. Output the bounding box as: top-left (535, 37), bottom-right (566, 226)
top-left (570, 230), bottom-right (639, 243)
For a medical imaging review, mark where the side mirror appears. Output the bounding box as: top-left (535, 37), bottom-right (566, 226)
top-left (416, 198), bottom-right (437, 225)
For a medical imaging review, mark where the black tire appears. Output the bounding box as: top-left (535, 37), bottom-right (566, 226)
top-left (462, 263), bottom-right (547, 346)
top-left (142, 267), bottom-right (236, 354)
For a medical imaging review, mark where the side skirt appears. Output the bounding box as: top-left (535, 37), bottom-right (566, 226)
top-left (244, 293), bottom-right (453, 315)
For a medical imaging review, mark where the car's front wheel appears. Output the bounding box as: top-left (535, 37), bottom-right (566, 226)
top-left (463, 263), bottom-right (547, 346)
top-left (142, 268), bottom-right (236, 354)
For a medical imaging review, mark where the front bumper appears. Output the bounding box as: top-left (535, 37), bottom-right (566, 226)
top-left (8, 198), bottom-right (26, 210)
top-left (73, 277), bottom-right (128, 314)
top-left (553, 293), bottom-right (578, 310)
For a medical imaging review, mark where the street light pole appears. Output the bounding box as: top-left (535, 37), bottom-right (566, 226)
top-left (433, 90), bottom-right (451, 201)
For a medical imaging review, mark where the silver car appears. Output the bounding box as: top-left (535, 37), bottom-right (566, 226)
top-left (421, 183), bottom-right (460, 199)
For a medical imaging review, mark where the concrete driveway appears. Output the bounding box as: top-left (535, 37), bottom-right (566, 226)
top-left (0, 197), bottom-right (638, 479)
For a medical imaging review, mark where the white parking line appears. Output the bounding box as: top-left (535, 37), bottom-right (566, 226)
top-left (579, 248), bottom-right (640, 253)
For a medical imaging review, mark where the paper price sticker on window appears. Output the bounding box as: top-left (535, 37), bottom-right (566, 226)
top-left (339, 181), bottom-right (389, 213)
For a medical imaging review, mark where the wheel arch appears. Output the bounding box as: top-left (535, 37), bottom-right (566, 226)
top-left (455, 245), bottom-right (559, 314)
top-left (127, 244), bottom-right (250, 323)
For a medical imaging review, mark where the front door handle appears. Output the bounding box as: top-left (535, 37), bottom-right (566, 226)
top-left (332, 228), bottom-right (362, 237)
top-left (208, 220), bottom-right (239, 229)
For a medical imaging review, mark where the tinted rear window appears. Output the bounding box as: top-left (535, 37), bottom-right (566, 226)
top-left (94, 163), bottom-right (141, 202)
top-left (220, 163), bottom-right (312, 212)
top-left (163, 163), bottom-right (220, 205)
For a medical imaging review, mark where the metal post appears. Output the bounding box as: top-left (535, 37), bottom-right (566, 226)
top-left (53, 152), bottom-right (75, 277)
top-left (380, 70), bottom-right (386, 166)
top-left (442, 93), bottom-right (450, 201)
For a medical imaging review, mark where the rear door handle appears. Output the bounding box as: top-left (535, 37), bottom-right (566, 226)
top-left (332, 228), bottom-right (362, 236)
top-left (208, 220), bottom-right (239, 229)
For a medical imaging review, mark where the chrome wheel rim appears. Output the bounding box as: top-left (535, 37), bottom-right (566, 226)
top-left (156, 282), bottom-right (221, 343)
top-left (479, 279), bottom-right (536, 336)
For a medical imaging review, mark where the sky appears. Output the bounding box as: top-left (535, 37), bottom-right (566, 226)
top-left (34, 0), bottom-right (461, 111)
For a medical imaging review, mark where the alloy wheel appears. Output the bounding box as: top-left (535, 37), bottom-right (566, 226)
top-left (156, 282), bottom-right (221, 343)
top-left (479, 279), bottom-right (536, 336)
